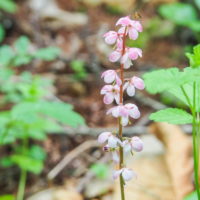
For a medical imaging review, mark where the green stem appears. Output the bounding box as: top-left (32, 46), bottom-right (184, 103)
top-left (16, 169), bottom-right (27, 200)
top-left (16, 137), bottom-right (28, 200)
top-left (181, 84), bottom-right (200, 199)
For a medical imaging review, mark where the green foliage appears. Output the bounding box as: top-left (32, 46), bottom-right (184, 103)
top-left (0, 24), bottom-right (5, 43)
top-left (158, 2), bottom-right (200, 39)
top-left (0, 36), bottom-right (60, 68)
top-left (0, 195), bottom-right (14, 200)
top-left (0, 0), bottom-right (17, 13)
top-left (0, 34), bottom-right (85, 186)
top-left (150, 108), bottom-right (193, 124)
top-left (90, 163), bottom-right (109, 179)
top-left (186, 45), bottom-right (200, 68)
top-left (34, 47), bottom-right (60, 61)
top-left (70, 60), bottom-right (88, 80)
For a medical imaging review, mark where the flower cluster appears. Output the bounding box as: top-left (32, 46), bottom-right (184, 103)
top-left (98, 16), bottom-right (145, 185)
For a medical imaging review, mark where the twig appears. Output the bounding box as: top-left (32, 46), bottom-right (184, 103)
top-left (47, 140), bottom-right (100, 180)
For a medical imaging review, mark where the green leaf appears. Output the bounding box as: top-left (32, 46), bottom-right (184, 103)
top-left (34, 47), bottom-right (60, 61)
top-left (0, 195), bottom-right (14, 200)
top-left (37, 101), bottom-right (85, 127)
top-left (0, 0), bottom-right (17, 13)
top-left (29, 145), bottom-right (46, 161)
top-left (90, 163), bottom-right (109, 179)
top-left (13, 55), bottom-right (32, 66)
top-left (0, 157), bottom-right (14, 167)
top-left (150, 108), bottom-right (193, 124)
top-left (14, 36), bottom-right (30, 55)
top-left (0, 24), bottom-right (5, 43)
top-left (158, 3), bottom-right (198, 26)
top-left (186, 44), bottom-right (200, 68)
top-left (10, 154), bottom-right (43, 174)
top-left (184, 190), bottom-right (198, 200)
top-left (143, 68), bottom-right (193, 94)
top-left (0, 45), bottom-right (15, 67)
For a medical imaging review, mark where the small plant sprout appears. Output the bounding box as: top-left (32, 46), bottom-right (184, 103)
top-left (98, 16), bottom-right (145, 200)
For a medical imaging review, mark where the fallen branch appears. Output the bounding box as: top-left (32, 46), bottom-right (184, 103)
top-left (47, 140), bottom-right (100, 180)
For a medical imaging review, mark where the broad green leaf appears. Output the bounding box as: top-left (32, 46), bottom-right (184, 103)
top-left (0, 194), bottom-right (14, 200)
top-left (14, 36), bottom-right (30, 55)
top-left (10, 154), bottom-right (43, 174)
top-left (29, 145), bottom-right (46, 161)
top-left (184, 190), bottom-right (198, 200)
top-left (0, 24), bottom-right (5, 43)
top-left (0, 45), bottom-right (15, 67)
top-left (150, 108), bottom-right (193, 124)
top-left (0, 0), bottom-right (17, 13)
top-left (186, 44), bottom-right (200, 68)
top-left (11, 103), bottom-right (38, 123)
top-left (143, 68), bottom-right (191, 94)
top-left (34, 47), bottom-right (60, 61)
top-left (13, 55), bottom-right (32, 66)
top-left (158, 3), bottom-right (198, 26)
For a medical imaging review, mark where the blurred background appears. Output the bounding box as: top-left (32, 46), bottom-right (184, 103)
top-left (0, 0), bottom-right (200, 199)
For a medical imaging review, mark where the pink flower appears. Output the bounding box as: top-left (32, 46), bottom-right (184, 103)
top-left (121, 48), bottom-right (142, 69)
top-left (116, 16), bottom-right (142, 40)
top-left (101, 85), bottom-right (120, 104)
top-left (107, 103), bottom-right (140, 126)
top-left (101, 70), bottom-right (122, 86)
top-left (124, 76), bottom-right (145, 96)
top-left (103, 31), bottom-right (119, 45)
top-left (98, 132), bottom-right (120, 148)
top-left (109, 49), bottom-right (122, 62)
top-left (122, 136), bottom-right (143, 153)
top-left (113, 168), bottom-right (136, 182)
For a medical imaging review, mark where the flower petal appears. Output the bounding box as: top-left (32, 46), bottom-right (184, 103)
top-left (108, 135), bottom-right (118, 148)
top-left (121, 116), bottom-right (129, 126)
top-left (128, 28), bottom-right (138, 40)
top-left (122, 168), bottom-right (136, 181)
top-left (127, 85), bottom-right (135, 96)
top-left (104, 93), bottom-right (114, 104)
top-left (132, 76), bottom-right (145, 90)
top-left (112, 151), bottom-right (120, 163)
top-left (113, 169), bottom-right (123, 180)
top-left (109, 51), bottom-right (121, 62)
top-left (131, 136), bottom-right (143, 152)
top-left (98, 132), bottom-right (111, 143)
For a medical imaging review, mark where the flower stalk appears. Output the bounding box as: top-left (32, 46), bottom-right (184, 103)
top-left (98, 16), bottom-right (145, 200)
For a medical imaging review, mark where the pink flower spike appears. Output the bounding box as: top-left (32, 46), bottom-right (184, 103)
top-left (101, 70), bottom-right (122, 85)
top-left (101, 85), bottom-right (120, 104)
top-left (103, 31), bottom-right (118, 45)
top-left (131, 136), bottom-right (143, 152)
top-left (109, 50), bottom-right (121, 62)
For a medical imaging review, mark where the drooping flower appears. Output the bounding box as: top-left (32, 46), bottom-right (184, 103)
top-left (113, 168), bottom-right (136, 182)
top-left (101, 70), bottom-right (122, 86)
top-left (121, 48), bottom-right (142, 69)
top-left (109, 49), bottom-right (122, 63)
top-left (103, 31), bottom-right (120, 45)
top-left (122, 136), bottom-right (144, 153)
top-left (106, 103), bottom-right (140, 126)
top-left (116, 16), bottom-right (143, 40)
top-left (98, 132), bottom-right (120, 148)
top-left (100, 85), bottom-right (120, 104)
top-left (124, 76), bottom-right (145, 96)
